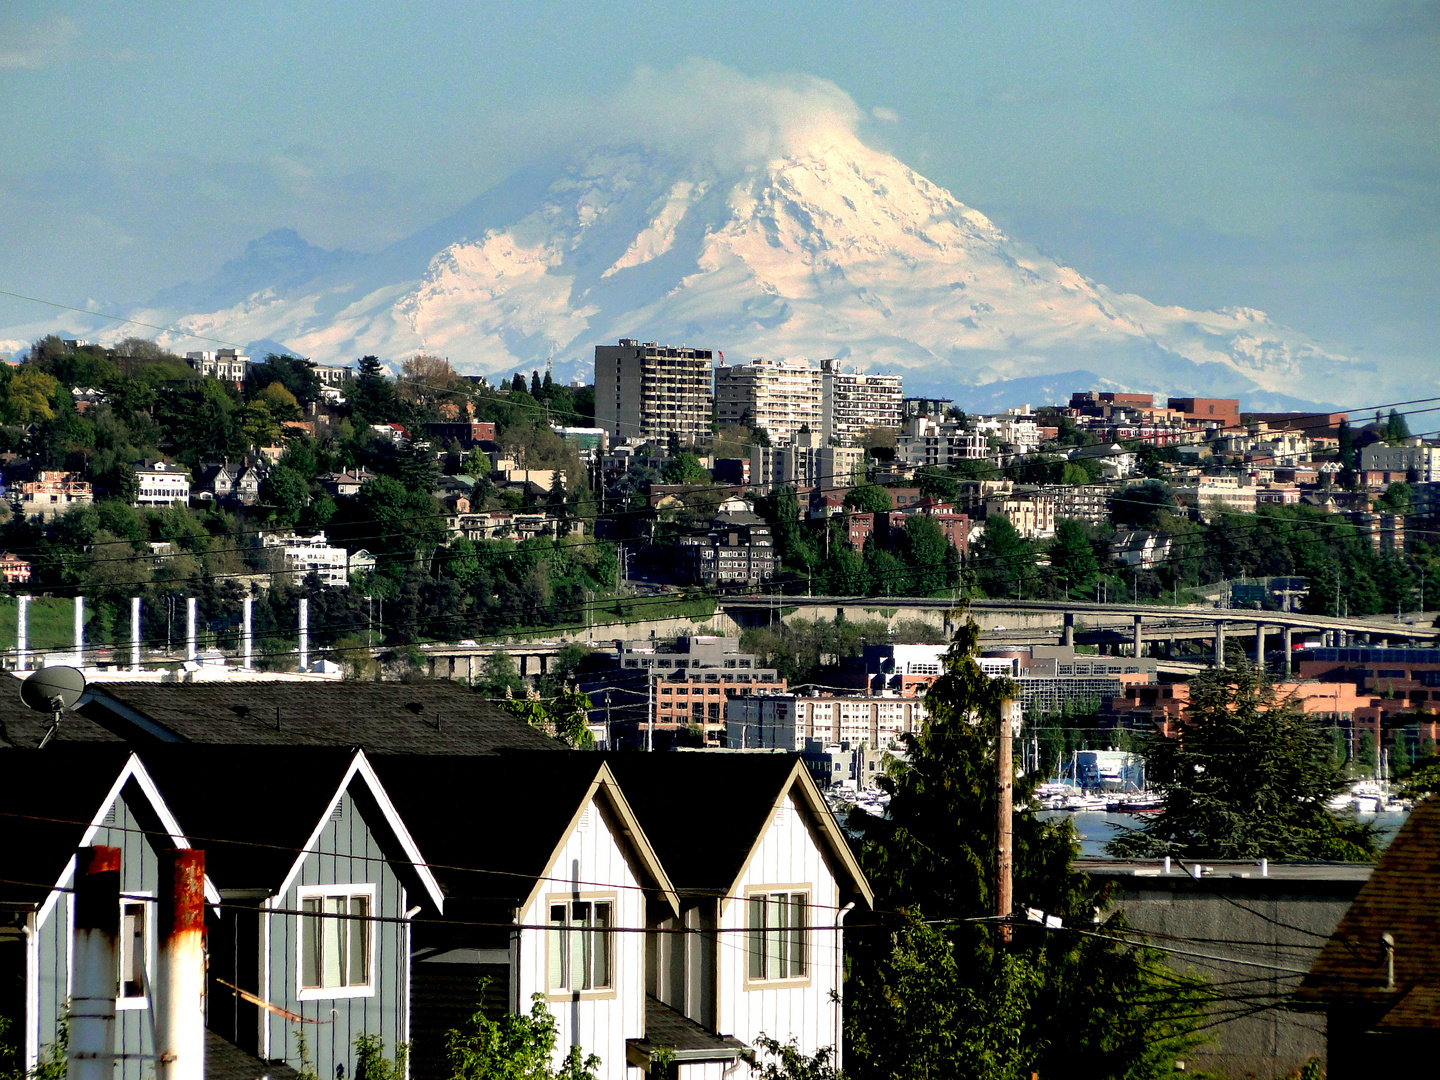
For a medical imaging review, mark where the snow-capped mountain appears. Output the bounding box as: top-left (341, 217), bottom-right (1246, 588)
top-left (63, 133), bottom-right (1376, 408)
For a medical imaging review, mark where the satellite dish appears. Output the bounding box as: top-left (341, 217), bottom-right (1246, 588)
top-left (20, 666), bottom-right (86, 749)
top-left (21, 665), bottom-right (87, 713)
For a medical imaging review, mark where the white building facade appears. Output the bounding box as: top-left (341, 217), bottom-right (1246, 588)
top-left (715, 359), bottom-right (823, 445)
top-left (819, 362), bottom-right (903, 446)
top-left (134, 461), bottom-right (191, 507)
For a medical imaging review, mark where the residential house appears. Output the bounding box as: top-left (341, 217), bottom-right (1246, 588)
top-left (137, 746), bottom-right (443, 1080)
top-left (1114, 530), bottom-right (1172, 570)
top-left (11, 471), bottom-right (93, 520)
top-left (1067, 443), bottom-right (1138, 479)
top-left (185, 349), bottom-right (251, 382)
top-left (1294, 796), bottom-right (1440, 1076)
top-left (260, 531), bottom-right (355, 587)
top-left (134, 460), bottom-right (191, 508)
top-left (605, 754), bottom-right (874, 1077)
top-left (318, 469), bottom-right (378, 497)
top-left (0, 747), bottom-right (228, 1080)
top-left (677, 499), bottom-right (776, 587)
top-left (370, 755), bottom-right (680, 1080)
top-left (0, 551), bottom-right (31, 583)
top-left (193, 461), bottom-right (238, 502)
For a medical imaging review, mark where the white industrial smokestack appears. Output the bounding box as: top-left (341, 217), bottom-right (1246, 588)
top-left (70, 847), bottom-right (120, 1080)
top-left (17, 594), bottom-right (29, 670)
top-left (131, 597), bottom-right (142, 671)
top-left (298, 598), bottom-right (309, 672)
top-left (155, 849), bottom-right (205, 1080)
top-left (185, 598), bottom-right (197, 662)
top-left (74, 596), bottom-right (84, 665)
top-left (242, 597), bottom-right (253, 669)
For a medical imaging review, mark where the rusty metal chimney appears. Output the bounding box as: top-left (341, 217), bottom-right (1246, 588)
top-left (70, 846), bottom-right (121, 1080)
top-left (155, 849), bottom-right (206, 1080)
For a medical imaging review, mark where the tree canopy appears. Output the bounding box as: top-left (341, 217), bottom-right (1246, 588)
top-left (1107, 662), bottom-right (1377, 861)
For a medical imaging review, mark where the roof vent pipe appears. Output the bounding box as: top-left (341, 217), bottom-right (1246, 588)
top-left (1382, 932), bottom-right (1396, 990)
top-left (298, 598), bottom-right (309, 673)
top-left (185, 598), bottom-right (197, 662)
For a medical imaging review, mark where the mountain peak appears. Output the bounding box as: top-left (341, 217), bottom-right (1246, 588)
top-left (122, 136), bottom-right (1368, 408)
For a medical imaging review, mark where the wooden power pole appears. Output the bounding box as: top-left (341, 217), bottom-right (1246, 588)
top-left (997, 697), bottom-right (1015, 942)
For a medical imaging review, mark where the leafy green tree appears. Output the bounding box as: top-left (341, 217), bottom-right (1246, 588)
top-left (447, 991), bottom-right (600, 1080)
top-left (894, 514), bottom-right (952, 595)
top-left (848, 616), bottom-right (1207, 1080)
top-left (1108, 663), bottom-right (1376, 860)
top-left (750, 1035), bottom-right (843, 1080)
top-left (969, 514), bottom-right (1033, 598)
top-left (260, 466), bottom-right (310, 527)
top-left (661, 451), bottom-right (708, 485)
top-left (844, 483), bottom-right (892, 515)
top-left (246, 353), bottom-right (321, 404)
top-left (504, 685), bottom-right (595, 748)
top-left (1376, 482), bottom-right (1413, 514)
top-left (1049, 519), bottom-right (1099, 595)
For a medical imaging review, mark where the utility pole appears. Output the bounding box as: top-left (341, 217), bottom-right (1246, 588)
top-left (646, 673), bottom-right (654, 752)
top-left (996, 697), bottom-right (1015, 943)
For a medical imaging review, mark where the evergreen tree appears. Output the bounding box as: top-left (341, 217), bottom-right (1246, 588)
top-left (350, 355), bottom-right (397, 425)
top-left (970, 514), bottom-right (1033, 598)
top-left (848, 616), bottom-right (1208, 1080)
top-left (1049, 518), bottom-right (1099, 595)
top-left (511, 373), bottom-right (527, 395)
top-left (1107, 662), bottom-right (1376, 860)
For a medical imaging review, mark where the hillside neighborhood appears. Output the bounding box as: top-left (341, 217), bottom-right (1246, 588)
top-left (1, 331), bottom-right (1438, 1080)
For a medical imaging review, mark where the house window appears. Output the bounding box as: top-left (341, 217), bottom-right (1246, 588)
top-left (547, 898), bottom-right (613, 994)
top-left (747, 891), bottom-right (807, 983)
top-left (118, 900), bottom-right (150, 1007)
top-left (298, 885), bottom-right (375, 998)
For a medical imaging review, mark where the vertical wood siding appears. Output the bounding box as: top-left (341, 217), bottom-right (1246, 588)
top-left (715, 789), bottom-right (841, 1063)
top-left (514, 795), bottom-right (646, 1080)
top-left (264, 789), bottom-right (409, 1080)
top-left (33, 788), bottom-right (164, 1080)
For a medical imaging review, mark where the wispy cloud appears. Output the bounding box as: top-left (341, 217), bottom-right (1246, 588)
top-left (0, 15), bottom-right (79, 71)
top-left (871, 106), bottom-right (900, 123)
top-left (487, 61), bottom-right (867, 171)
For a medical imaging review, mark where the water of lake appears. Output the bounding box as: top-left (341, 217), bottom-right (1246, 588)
top-left (1041, 809), bottom-right (1411, 858)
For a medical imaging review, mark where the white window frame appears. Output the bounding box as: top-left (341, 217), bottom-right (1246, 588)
top-left (745, 887), bottom-right (810, 987)
top-left (544, 893), bottom-right (616, 1000)
top-left (296, 884), bottom-right (377, 1000)
top-left (117, 893), bottom-right (154, 1011)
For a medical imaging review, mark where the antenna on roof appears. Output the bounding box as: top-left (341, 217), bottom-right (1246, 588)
top-left (20, 665), bottom-right (87, 750)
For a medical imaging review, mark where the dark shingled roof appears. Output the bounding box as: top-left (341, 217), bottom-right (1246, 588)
top-left (1296, 794), bottom-right (1440, 1028)
top-left (205, 1030), bottom-right (300, 1080)
top-left (600, 753), bottom-right (804, 895)
top-left (133, 746), bottom-right (362, 891)
top-left (75, 680), bottom-right (558, 754)
top-left (0, 675), bottom-right (124, 749)
top-left (367, 752), bottom-right (609, 908)
top-left (0, 746), bottom-right (137, 905)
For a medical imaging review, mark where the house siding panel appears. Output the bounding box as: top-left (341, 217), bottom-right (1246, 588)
top-left (264, 791), bottom-right (410, 1080)
top-left (716, 790), bottom-right (841, 1066)
top-left (32, 789), bottom-right (162, 1080)
top-left (515, 797), bottom-right (646, 1080)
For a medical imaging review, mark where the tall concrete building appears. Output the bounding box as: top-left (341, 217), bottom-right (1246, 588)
top-left (820, 360), bottom-right (903, 446)
top-left (594, 339), bottom-right (714, 445)
top-left (714, 358), bottom-right (823, 444)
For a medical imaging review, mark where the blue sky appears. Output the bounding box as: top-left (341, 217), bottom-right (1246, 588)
top-left (2, 1), bottom-right (1438, 377)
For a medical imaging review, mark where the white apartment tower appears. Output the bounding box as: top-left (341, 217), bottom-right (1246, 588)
top-left (714, 358), bottom-right (823, 445)
top-left (820, 360), bottom-right (903, 446)
top-left (594, 339), bottom-right (714, 445)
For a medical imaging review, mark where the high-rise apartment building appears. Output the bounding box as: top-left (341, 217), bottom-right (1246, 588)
top-left (714, 358), bottom-right (823, 444)
top-left (820, 360), bottom-right (903, 446)
top-left (594, 339), bottom-right (714, 445)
